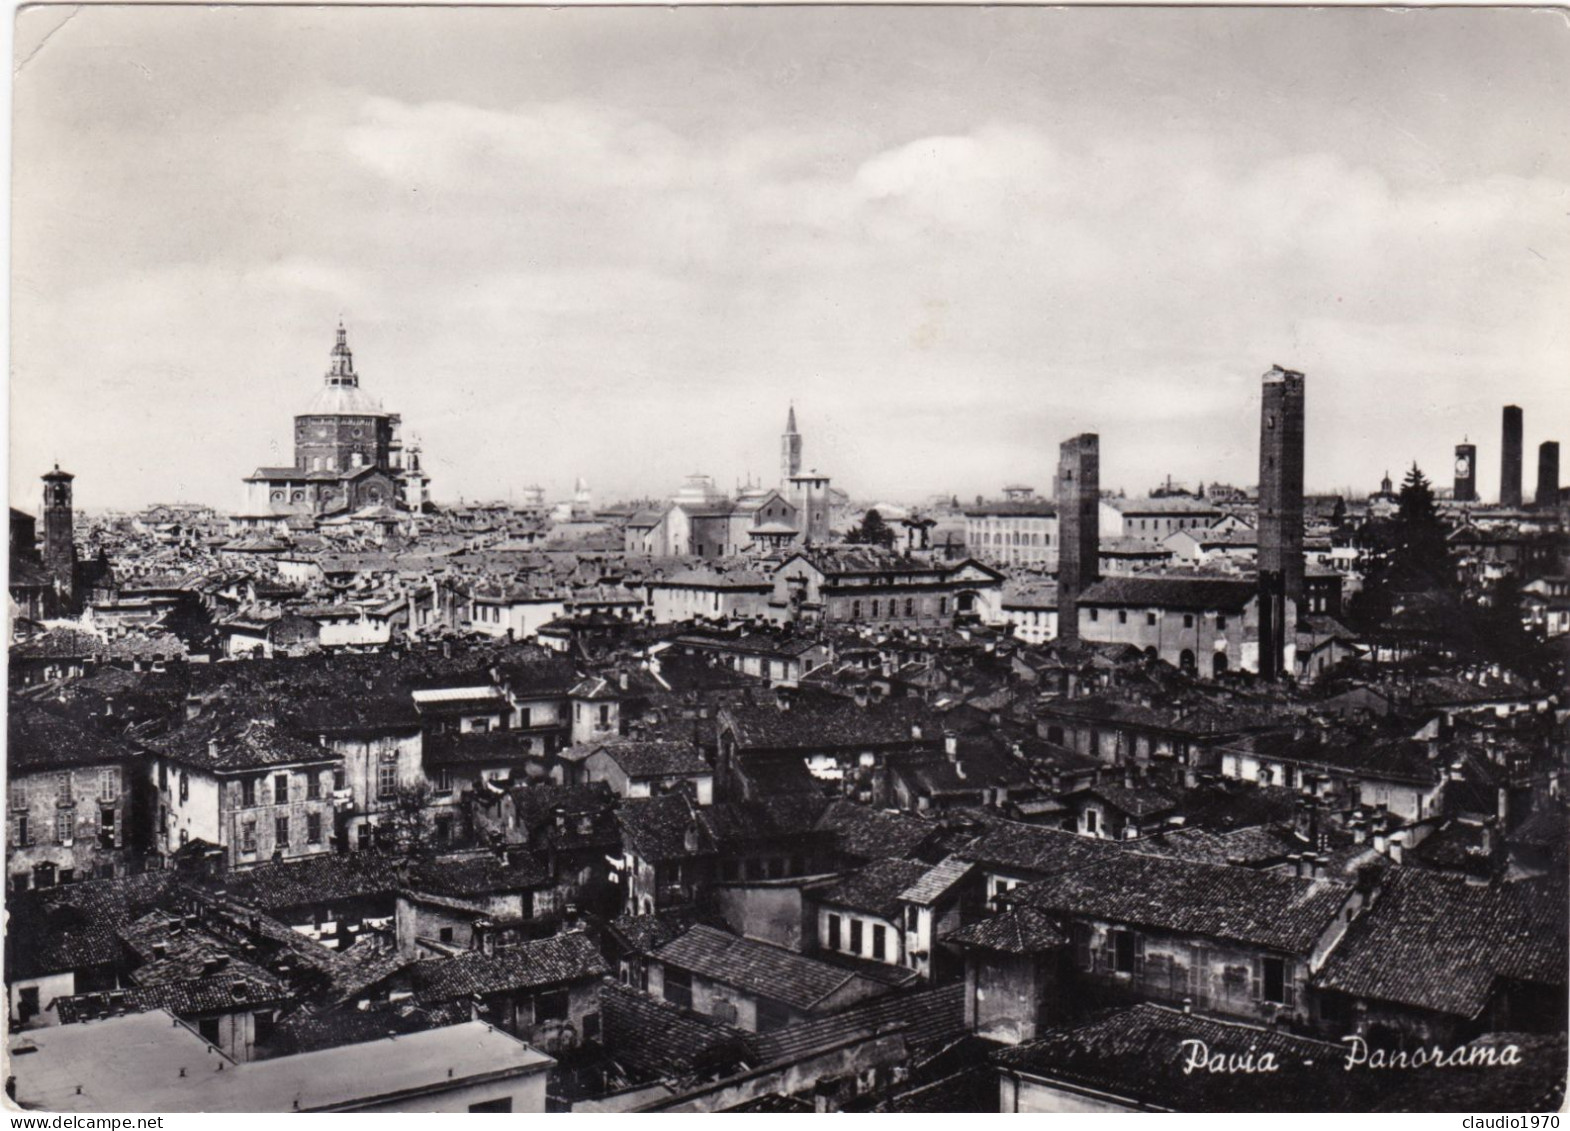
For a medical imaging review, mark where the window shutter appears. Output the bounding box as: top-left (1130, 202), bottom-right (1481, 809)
top-left (1133, 934), bottom-right (1146, 978)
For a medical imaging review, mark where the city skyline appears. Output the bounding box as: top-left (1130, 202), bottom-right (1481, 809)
top-left (11, 5), bottom-right (1570, 512)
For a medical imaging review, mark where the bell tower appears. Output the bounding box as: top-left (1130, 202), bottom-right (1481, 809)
top-left (781, 404), bottom-right (803, 489)
top-left (41, 464), bottom-right (78, 608)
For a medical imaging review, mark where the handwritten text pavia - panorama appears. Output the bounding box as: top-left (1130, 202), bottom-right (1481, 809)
top-left (1179, 1037), bottom-right (1524, 1075)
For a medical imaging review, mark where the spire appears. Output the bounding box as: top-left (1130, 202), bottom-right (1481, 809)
top-left (785, 403), bottom-right (798, 434)
top-left (326, 321), bottom-right (357, 387)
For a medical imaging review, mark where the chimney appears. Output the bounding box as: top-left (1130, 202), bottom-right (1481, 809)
top-left (1388, 839), bottom-right (1404, 865)
top-left (184, 695), bottom-right (202, 721)
top-left (619, 670), bottom-right (629, 692)
top-left (1182, 997), bottom-right (1193, 1015)
top-left (209, 738), bottom-right (220, 760)
top-left (1497, 787), bottom-right (1510, 826)
top-left (944, 734), bottom-right (958, 758)
top-left (1287, 853), bottom-right (1304, 878)
top-left (775, 686), bottom-right (792, 711)
top-left (852, 685), bottom-right (870, 708)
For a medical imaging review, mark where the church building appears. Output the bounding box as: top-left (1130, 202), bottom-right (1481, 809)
top-left (241, 324), bottom-right (430, 517)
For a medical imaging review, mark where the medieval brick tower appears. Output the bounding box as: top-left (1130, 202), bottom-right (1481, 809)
top-left (1538, 441), bottom-right (1561, 508)
top-left (1453, 442), bottom-right (1477, 503)
top-left (41, 464), bottom-right (78, 609)
top-left (1258, 365), bottom-right (1305, 681)
top-left (1055, 433), bottom-right (1100, 645)
top-left (781, 404), bottom-right (803, 489)
top-left (1500, 405), bottom-right (1524, 508)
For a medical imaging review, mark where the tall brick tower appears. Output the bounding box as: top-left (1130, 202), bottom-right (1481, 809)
top-left (781, 404), bottom-right (803, 489)
top-left (1537, 441), bottom-right (1561, 508)
top-left (1257, 365), bottom-right (1305, 681)
top-left (41, 464), bottom-right (78, 609)
top-left (1500, 405), bottom-right (1523, 508)
top-left (1453, 442), bottom-right (1477, 503)
top-left (1055, 433), bottom-right (1100, 645)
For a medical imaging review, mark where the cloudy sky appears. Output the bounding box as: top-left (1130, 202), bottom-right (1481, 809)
top-left (11, 5), bottom-right (1569, 512)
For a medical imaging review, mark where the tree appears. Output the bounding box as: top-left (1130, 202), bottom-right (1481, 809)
top-left (378, 780), bottom-right (440, 858)
top-left (1348, 463), bottom-right (1456, 630)
top-left (846, 508), bottom-right (896, 549)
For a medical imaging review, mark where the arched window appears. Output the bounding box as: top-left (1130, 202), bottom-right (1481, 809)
top-left (1212, 652), bottom-right (1229, 678)
top-left (1179, 649), bottom-right (1196, 675)
top-left (871, 600), bottom-right (880, 618)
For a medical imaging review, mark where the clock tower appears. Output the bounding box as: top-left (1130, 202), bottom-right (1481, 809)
top-left (1453, 442), bottom-right (1477, 503)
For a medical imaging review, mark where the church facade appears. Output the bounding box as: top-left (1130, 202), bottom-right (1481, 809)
top-left (242, 325), bottom-right (430, 517)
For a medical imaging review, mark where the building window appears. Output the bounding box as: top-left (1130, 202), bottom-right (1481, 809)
top-left (1085, 808), bottom-right (1099, 835)
top-left (436, 767), bottom-right (454, 793)
top-left (98, 768), bottom-right (119, 801)
top-left (939, 598), bottom-right (948, 615)
top-left (100, 807), bottom-right (117, 845)
top-left (158, 762), bottom-right (168, 791)
top-left (905, 598), bottom-right (915, 617)
top-left (850, 600), bottom-right (862, 620)
top-left (334, 767), bottom-right (346, 791)
top-left (56, 772), bottom-right (72, 803)
top-left (598, 705), bottom-right (611, 728)
top-left (179, 771), bottom-right (189, 802)
top-left (307, 773), bottom-right (321, 801)
top-left (276, 816), bottom-right (290, 847)
top-left (1118, 610), bottom-right (1127, 624)
top-left (872, 924), bottom-right (887, 961)
top-left (534, 989), bottom-right (569, 1023)
top-left (1089, 608), bottom-right (1099, 622)
top-left (1216, 615), bottom-right (1228, 630)
top-left (827, 913), bottom-right (841, 950)
top-left (55, 809), bottom-right (74, 846)
top-left (1183, 614), bottom-right (1194, 628)
top-left (242, 777), bottom-right (256, 807)
top-left (1113, 930), bottom-right (1136, 974)
top-left (468, 1099), bottom-right (512, 1114)
top-left (306, 812), bottom-right (323, 845)
top-left (664, 967), bottom-right (692, 1010)
top-left (849, 919), bottom-right (864, 954)
top-left (1147, 611), bottom-right (1157, 626)
top-left (1262, 957), bottom-right (1287, 1004)
top-left (274, 774), bottom-right (290, 804)
top-left (14, 814), bottom-right (29, 848)
top-left (242, 820), bottom-right (257, 853)
top-left (518, 707), bottom-right (532, 729)
top-left (377, 755), bottom-right (398, 799)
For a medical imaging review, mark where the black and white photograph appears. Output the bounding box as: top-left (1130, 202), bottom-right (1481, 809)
top-left (4, 2), bottom-right (1568, 1114)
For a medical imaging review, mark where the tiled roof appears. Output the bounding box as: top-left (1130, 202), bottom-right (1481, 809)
top-left (816, 859), bottom-right (932, 919)
top-left (218, 854), bottom-right (401, 911)
top-left (1315, 870), bottom-right (1566, 1017)
top-left (589, 738), bottom-right (711, 779)
top-left (599, 980), bottom-right (757, 1078)
top-left (147, 716), bottom-right (336, 772)
top-left (898, 856), bottom-right (975, 906)
top-left (751, 982), bottom-right (968, 1065)
top-left (617, 794), bottom-right (707, 863)
top-left (652, 925), bottom-right (887, 1013)
top-left (814, 800), bottom-right (937, 864)
top-left (956, 820), bottom-right (1124, 878)
top-left (5, 872), bottom-right (184, 980)
top-left (409, 931), bottom-right (608, 1004)
top-left (992, 1003), bottom-right (1347, 1112)
top-left (946, 906), bottom-right (1067, 953)
top-left (55, 970), bottom-right (290, 1023)
top-left (1078, 576), bottom-right (1255, 612)
top-left (7, 703), bottom-right (141, 773)
top-left (722, 693), bottom-right (937, 751)
top-left (1133, 825), bottom-right (1301, 867)
top-left (1012, 851), bottom-right (1351, 954)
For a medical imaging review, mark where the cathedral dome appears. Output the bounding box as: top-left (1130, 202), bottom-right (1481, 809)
top-left (301, 383), bottom-right (387, 417)
top-left (300, 322), bottom-right (388, 417)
